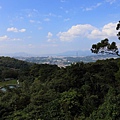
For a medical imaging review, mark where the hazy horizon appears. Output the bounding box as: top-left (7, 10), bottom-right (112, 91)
top-left (0, 49), bottom-right (93, 57)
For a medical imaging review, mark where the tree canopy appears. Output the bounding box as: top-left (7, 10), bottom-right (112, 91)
top-left (91, 21), bottom-right (120, 56)
top-left (0, 56), bottom-right (120, 119)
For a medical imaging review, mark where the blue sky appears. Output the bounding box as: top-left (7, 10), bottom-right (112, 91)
top-left (0, 0), bottom-right (120, 55)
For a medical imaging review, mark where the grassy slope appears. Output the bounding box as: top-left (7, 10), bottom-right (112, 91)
top-left (0, 80), bottom-right (17, 87)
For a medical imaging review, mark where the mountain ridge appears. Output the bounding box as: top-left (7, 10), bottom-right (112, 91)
top-left (0, 50), bottom-right (92, 57)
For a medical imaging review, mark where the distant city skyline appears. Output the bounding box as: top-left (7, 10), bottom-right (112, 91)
top-left (0, 0), bottom-right (120, 55)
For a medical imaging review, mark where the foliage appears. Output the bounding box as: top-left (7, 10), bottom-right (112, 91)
top-left (91, 21), bottom-right (120, 56)
top-left (0, 56), bottom-right (120, 119)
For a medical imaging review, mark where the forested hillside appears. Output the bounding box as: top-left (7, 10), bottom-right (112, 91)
top-left (0, 56), bottom-right (120, 120)
top-left (0, 56), bottom-right (32, 82)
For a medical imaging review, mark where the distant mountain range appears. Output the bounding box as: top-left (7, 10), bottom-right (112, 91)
top-left (1, 50), bottom-right (119, 58)
top-left (0, 50), bottom-right (92, 57)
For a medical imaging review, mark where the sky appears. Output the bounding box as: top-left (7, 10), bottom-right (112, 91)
top-left (0, 0), bottom-right (120, 55)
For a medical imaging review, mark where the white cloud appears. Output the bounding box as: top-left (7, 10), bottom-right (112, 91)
top-left (30, 20), bottom-right (35, 23)
top-left (7, 27), bottom-right (18, 32)
top-left (44, 18), bottom-right (50, 22)
top-left (64, 18), bottom-right (70, 22)
top-left (12, 38), bottom-right (21, 41)
top-left (47, 32), bottom-right (53, 38)
top-left (0, 35), bottom-right (22, 42)
top-left (19, 29), bottom-right (26, 32)
top-left (0, 35), bottom-right (9, 41)
top-left (57, 22), bottom-right (117, 41)
top-left (7, 27), bottom-right (26, 33)
top-left (83, 3), bottom-right (102, 11)
top-left (23, 9), bottom-right (39, 18)
top-left (46, 32), bottom-right (57, 43)
top-left (47, 38), bottom-right (57, 43)
top-left (88, 22), bottom-right (117, 39)
top-left (45, 13), bottom-right (56, 17)
top-left (82, 1), bottom-right (116, 11)
top-left (57, 24), bottom-right (95, 41)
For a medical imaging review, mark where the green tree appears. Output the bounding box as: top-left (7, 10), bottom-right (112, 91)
top-left (59, 89), bottom-right (82, 119)
top-left (89, 87), bottom-right (120, 120)
top-left (91, 21), bottom-right (120, 56)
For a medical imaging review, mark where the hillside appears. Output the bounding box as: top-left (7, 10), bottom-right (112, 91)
top-left (0, 56), bottom-right (32, 82)
top-left (0, 57), bottom-right (120, 119)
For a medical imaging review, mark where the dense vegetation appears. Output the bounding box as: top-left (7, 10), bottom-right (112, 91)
top-left (0, 56), bottom-right (120, 120)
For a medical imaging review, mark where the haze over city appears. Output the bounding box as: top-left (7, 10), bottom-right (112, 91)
top-left (0, 0), bottom-right (120, 56)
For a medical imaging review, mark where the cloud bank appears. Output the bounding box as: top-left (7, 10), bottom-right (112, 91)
top-left (57, 22), bottom-right (117, 41)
